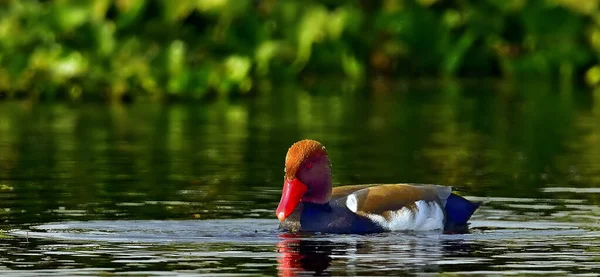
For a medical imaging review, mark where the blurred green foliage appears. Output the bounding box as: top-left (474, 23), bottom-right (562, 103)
top-left (1, 0), bottom-right (600, 101)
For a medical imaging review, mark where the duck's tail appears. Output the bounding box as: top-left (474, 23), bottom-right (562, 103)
top-left (443, 193), bottom-right (480, 233)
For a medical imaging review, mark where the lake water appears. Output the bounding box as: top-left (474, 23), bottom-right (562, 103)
top-left (0, 82), bottom-right (599, 276)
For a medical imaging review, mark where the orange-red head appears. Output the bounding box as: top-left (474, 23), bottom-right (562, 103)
top-left (276, 139), bottom-right (332, 221)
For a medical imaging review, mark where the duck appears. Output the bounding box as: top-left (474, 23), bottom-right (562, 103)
top-left (276, 139), bottom-right (480, 234)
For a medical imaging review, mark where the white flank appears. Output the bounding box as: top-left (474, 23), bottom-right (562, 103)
top-left (366, 200), bottom-right (444, 231)
top-left (346, 194), bottom-right (358, 213)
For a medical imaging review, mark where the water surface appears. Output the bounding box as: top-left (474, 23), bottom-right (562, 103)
top-left (1, 83), bottom-right (599, 275)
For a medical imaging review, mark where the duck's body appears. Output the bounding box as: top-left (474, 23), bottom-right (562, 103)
top-left (279, 183), bottom-right (477, 234)
top-left (280, 194), bottom-right (385, 234)
top-left (276, 140), bottom-right (479, 234)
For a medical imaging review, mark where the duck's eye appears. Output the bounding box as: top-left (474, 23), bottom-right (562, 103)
top-left (306, 162), bottom-right (313, 169)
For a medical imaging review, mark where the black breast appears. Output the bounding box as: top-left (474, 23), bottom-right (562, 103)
top-left (279, 201), bottom-right (384, 234)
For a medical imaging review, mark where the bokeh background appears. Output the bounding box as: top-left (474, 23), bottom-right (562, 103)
top-left (2, 0), bottom-right (600, 101)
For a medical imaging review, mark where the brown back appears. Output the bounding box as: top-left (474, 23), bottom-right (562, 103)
top-left (334, 184), bottom-right (450, 216)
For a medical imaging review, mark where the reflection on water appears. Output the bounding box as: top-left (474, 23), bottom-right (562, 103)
top-left (1, 83), bottom-right (600, 275)
top-left (275, 219), bottom-right (600, 276)
top-left (3, 201), bottom-right (599, 276)
top-left (277, 234), bottom-right (334, 276)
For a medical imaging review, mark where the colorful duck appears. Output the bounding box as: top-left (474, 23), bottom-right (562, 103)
top-left (276, 139), bottom-right (480, 234)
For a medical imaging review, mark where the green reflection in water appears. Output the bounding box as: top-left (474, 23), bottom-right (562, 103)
top-left (0, 83), bottom-right (598, 226)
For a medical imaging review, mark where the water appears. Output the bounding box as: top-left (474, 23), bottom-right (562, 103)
top-left (0, 82), bottom-right (599, 275)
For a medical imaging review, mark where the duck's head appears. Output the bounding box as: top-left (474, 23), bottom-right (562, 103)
top-left (276, 139), bottom-right (332, 221)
